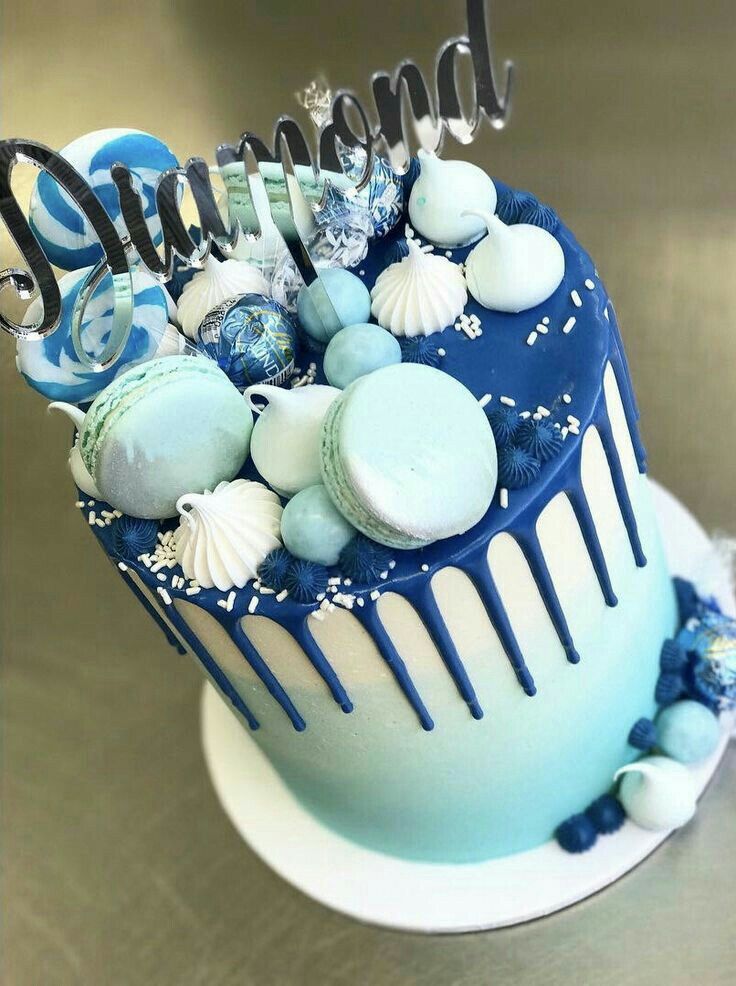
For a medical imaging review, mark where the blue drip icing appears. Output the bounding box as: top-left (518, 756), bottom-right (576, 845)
top-left (231, 623), bottom-right (306, 731)
top-left (159, 595), bottom-right (260, 730)
top-left (284, 614), bottom-right (354, 713)
top-left (515, 529), bottom-right (580, 665)
top-left (356, 604), bottom-right (435, 731)
top-left (464, 553), bottom-right (537, 696)
top-left (414, 584), bottom-right (484, 720)
top-left (566, 486), bottom-right (619, 607)
top-left (117, 566), bottom-right (186, 655)
top-left (596, 412), bottom-right (647, 567)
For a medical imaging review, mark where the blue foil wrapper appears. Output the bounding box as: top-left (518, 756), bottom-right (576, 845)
top-left (196, 293), bottom-right (298, 390)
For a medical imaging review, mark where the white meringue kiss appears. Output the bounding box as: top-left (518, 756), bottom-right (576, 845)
top-left (174, 479), bottom-right (283, 591)
top-left (177, 255), bottom-right (271, 339)
top-left (370, 238), bottom-right (467, 337)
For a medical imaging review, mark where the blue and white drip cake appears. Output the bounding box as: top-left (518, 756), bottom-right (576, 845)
top-left (48, 148), bottom-right (726, 864)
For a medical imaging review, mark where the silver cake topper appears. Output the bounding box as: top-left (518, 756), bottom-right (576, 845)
top-left (0, 0), bottom-right (512, 370)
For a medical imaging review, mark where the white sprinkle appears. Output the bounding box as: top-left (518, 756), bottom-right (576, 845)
top-left (561, 426), bottom-right (569, 439)
top-left (359, 270), bottom-right (365, 277)
top-left (226, 591), bottom-right (236, 612)
top-left (499, 488), bottom-right (509, 509)
top-left (87, 500), bottom-right (95, 507)
top-left (253, 581), bottom-right (261, 591)
top-left (216, 599), bottom-right (227, 609)
top-left (185, 586), bottom-right (201, 596)
top-left (500, 396), bottom-right (516, 407)
top-left (475, 328), bottom-right (483, 336)
top-left (519, 410), bottom-right (532, 419)
top-left (370, 590), bottom-right (381, 601)
top-left (329, 585), bottom-right (338, 594)
top-left (571, 290), bottom-right (583, 308)
top-left (316, 592), bottom-right (326, 602)
top-left (421, 563), bottom-right (429, 572)
top-left (88, 511), bottom-right (96, 526)
top-left (478, 393), bottom-right (493, 408)
top-left (388, 560), bottom-right (396, 570)
top-left (356, 597), bottom-right (365, 607)
top-left (533, 412), bottom-right (542, 421)
top-left (563, 393), bottom-right (572, 404)
top-left (113, 510), bottom-right (123, 518)
top-left (276, 589), bottom-right (289, 603)
top-left (568, 424), bottom-right (580, 436)
top-left (95, 518), bottom-right (106, 529)
top-left (562, 316), bottom-right (576, 334)
top-left (117, 562), bottom-right (128, 571)
top-left (460, 323), bottom-right (477, 340)
top-left (445, 250), bottom-right (453, 258)
top-left (157, 572), bottom-right (167, 582)
top-left (585, 278), bottom-right (595, 290)
top-left (537, 405), bottom-right (550, 417)
top-left (379, 570), bottom-right (389, 580)
top-left (437, 348), bottom-right (446, 357)
top-left (567, 415), bottom-right (580, 427)
top-left (157, 588), bottom-right (172, 605)
top-left (542, 317), bottom-right (550, 325)
top-left (454, 323), bottom-right (462, 332)
top-left (536, 323), bottom-right (548, 335)
top-left (259, 586), bottom-right (276, 595)
top-left (343, 578), bottom-right (352, 587)
top-left (75, 501), bottom-right (85, 508)
top-left (310, 610), bottom-right (325, 622)
top-left (604, 307), bottom-right (610, 321)
top-left (526, 331), bottom-right (538, 346)
top-left (554, 422), bottom-right (561, 430)
top-left (328, 577), bottom-right (342, 586)
top-left (246, 595), bottom-right (258, 614)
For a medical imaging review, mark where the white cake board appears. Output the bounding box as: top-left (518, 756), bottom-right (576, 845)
top-left (200, 481), bottom-right (735, 933)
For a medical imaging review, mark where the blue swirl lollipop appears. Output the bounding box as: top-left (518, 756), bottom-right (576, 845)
top-left (28, 128), bottom-right (179, 270)
top-left (16, 267), bottom-right (173, 405)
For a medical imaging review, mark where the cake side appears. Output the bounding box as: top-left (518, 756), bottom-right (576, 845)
top-left (81, 179), bottom-right (678, 861)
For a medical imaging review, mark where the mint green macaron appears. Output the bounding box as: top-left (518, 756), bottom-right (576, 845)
top-left (81, 355), bottom-right (253, 519)
top-left (319, 363), bottom-right (498, 549)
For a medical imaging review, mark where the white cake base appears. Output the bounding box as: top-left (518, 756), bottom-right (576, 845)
top-left (200, 481), bottom-right (735, 933)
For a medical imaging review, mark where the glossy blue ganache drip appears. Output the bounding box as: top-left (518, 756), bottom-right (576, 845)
top-left (86, 177), bottom-right (649, 735)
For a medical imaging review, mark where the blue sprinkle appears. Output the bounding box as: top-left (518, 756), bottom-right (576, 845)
top-left (112, 515), bottom-right (159, 560)
top-left (497, 445), bottom-right (541, 490)
top-left (399, 336), bottom-right (441, 368)
top-left (674, 577), bottom-right (700, 623)
top-left (258, 548), bottom-right (293, 591)
top-left (495, 188), bottom-right (538, 225)
top-left (628, 717), bottom-right (657, 750)
top-left (519, 202), bottom-right (559, 234)
top-left (585, 795), bottom-right (625, 835)
top-left (655, 670), bottom-right (683, 706)
top-left (660, 638), bottom-right (688, 673)
top-left (487, 405), bottom-right (521, 446)
top-left (339, 535), bottom-right (392, 584)
top-left (516, 418), bottom-right (563, 463)
top-left (556, 814), bottom-right (598, 853)
top-left (284, 559), bottom-right (330, 603)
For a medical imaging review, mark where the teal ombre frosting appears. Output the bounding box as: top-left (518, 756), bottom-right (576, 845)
top-left (320, 363), bottom-right (498, 549)
top-left (81, 356), bottom-right (252, 519)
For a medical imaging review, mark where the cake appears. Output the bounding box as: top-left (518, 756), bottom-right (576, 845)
top-left (12, 130), bottom-right (735, 869)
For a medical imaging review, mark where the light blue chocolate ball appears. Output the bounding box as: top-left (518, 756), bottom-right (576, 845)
top-left (297, 269), bottom-right (371, 344)
top-left (656, 700), bottom-right (720, 764)
top-left (323, 323), bottom-right (402, 389)
top-left (281, 484), bottom-right (356, 566)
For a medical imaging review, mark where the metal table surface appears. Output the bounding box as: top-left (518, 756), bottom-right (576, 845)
top-left (2, 1), bottom-right (736, 983)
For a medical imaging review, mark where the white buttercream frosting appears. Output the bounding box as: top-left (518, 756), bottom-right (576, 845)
top-left (370, 239), bottom-right (467, 337)
top-left (174, 479), bottom-right (283, 590)
top-left (176, 256), bottom-right (271, 339)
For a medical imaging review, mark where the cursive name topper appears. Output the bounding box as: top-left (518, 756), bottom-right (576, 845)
top-left (0, 0), bottom-right (512, 371)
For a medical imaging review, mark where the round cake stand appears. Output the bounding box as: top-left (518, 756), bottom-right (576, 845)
top-left (200, 481), bottom-right (735, 933)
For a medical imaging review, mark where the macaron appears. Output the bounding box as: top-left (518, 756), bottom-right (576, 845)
top-left (320, 363), bottom-right (498, 549)
top-left (79, 355), bottom-right (253, 519)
